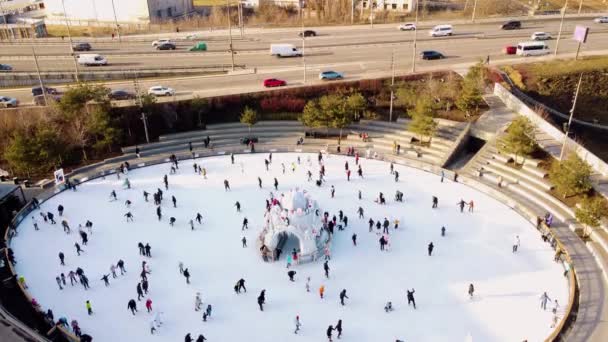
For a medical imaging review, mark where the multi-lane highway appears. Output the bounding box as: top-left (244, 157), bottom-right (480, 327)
top-left (1, 15), bottom-right (608, 105)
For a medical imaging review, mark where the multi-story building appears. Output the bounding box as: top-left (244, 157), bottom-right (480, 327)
top-left (43, 0), bottom-right (194, 24)
top-left (362, 0), bottom-right (417, 12)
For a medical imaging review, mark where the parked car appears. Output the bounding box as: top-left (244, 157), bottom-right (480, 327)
top-left (398, 23), bottom-right (416, 31)
top-left (594, 16), bottom-right (608, 23)
top-left (0, 96), bottom-right (18, 108)
top-left (531, 32), bottom-right (551, 40)
top-left (0, 64), bottom-right (13, 71)
top-left (263, 78), bottom-right (287, 87)
top-left (31, 86), bottom-right (59, 96)
top-left (501, 20), bottom-right (522, 30)
top-left (420, 50), bottom-right (445, 60)
top-left (503, 45), bottom-right (517, 55)
top-left (109, 90), bottom-right (136, 100)
top-left (319, 71), bottom-right (343, 80)
top-left (190, 42), bottom-right (207, 51)
top-left (73, 42), bottom-right (92, 51)
top-left (298, 30), bottom-right (317, 37)
top-left (156, 42), bottom-right (176, 50)
top-left (152, 39), bottom-right (173, 47)
top-left (148, 86), bottom-right (175, 96)
top-left (240, 136), bottom-right (259, 145)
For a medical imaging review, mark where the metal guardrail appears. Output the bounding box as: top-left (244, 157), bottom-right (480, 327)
top-left (2, 142), bottom-right (579, 342)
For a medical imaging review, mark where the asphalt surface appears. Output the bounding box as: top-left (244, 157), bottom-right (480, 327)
top-left (1, 16), bottom-right (608, 105)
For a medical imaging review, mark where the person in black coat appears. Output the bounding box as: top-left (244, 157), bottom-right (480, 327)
top-left (326, 325), bottom-right (334, 341)
top-left (335, 319), bottom-right (343, 338)
top-left (428, 242), bottom-right (434, 256)
top-left (185, 333), bottom-right (193, 342)
top-left (339, 289), bottom-right (349, 306)
top-left (127, 299), bottom-right (137, 315)
top-left (407, 289), bottom-right (416, 309)
top-left (257, 290), bottom-right (266, 311)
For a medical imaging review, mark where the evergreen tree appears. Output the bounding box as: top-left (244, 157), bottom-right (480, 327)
top-left (456, 61), bottom-right (486, 116)
top-left (550, 154), bottom-right (593, 198)
top-left (408, 97), bottom-right (437, 144)
top-left (575, 196), bottom-right (608, 237)
top-left (499, 117), bottom-right (536, 163)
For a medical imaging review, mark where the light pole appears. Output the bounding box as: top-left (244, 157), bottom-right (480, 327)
top-left (578, 0), bottom-right (583, 14)
top-left (471, 0), bottom-right (478, 23)
top-left (554, 0), bottom-right (568, 56)
top-left (238, 0), bottom-right (244, 38)
top-left (227, 2), bottom-right (235, 71)
top-left (301, 4), bottom-right (306, 84)
top-left (32, 46), bottom-right (49, 106)
top-left (370, 1), bottom-right (374, 29)
top-left (133, 72), bottom-right (150, 144)
top-left (389, 49), bottom-right (396, 122)
top-left (411, 0), bottom-right (419, 73)
top-left (111, 0), bottom-right (121, 43)
top-left (559, 73), bottom-right (583, 161)
top-left (61, 0), bottom-right (80, 82)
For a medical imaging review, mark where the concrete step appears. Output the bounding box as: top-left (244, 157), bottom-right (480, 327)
top-left (159, 121), bottom-right (305, 142)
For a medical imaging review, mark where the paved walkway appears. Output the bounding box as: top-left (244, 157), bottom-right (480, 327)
top-left (469, 93), bottom-right (608, 341)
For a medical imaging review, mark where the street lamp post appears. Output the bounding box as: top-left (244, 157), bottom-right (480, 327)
top-left (578, 0), bottom-right (583, 14)
top-left (133, 72), bottom-right (150, 144)
top-left (411, 0), bottom-right (419, 73)
top-left (389, 49), bottom-right (396, 122)
top-left (32, 46), bottom-right (49, 106)
top-left (554, 0), bottom-right (568, 56)
top-left (227, 2), bottom-right (235, 71)
top-left (111, 0), bottom-right (122, 43)
top-left (559, 73), bottom-right (583, 161)
top-left (351, 0), bottom-right (354, 24)
top-left (61, 0), bottom-right (80, 82)
top-left (471, 0), bottom-right (478, 23)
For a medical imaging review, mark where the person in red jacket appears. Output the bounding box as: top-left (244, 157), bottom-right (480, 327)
top-left (146, 298), bottom-right (153, 313)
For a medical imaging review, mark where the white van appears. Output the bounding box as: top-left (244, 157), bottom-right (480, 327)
top-left (270, 44), bottom-right (302, 57)
top-left (77, 54), bottom-right (107, 66)
top-left (429, 25), bottom-right (453, 37)
top-left (516, 41), bottom-right (550, 56)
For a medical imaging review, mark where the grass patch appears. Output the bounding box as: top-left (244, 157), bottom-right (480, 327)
top-left (194, 0), bottom-right (237, 6)
top-left (537, 0), bottom-right (608, 11)
top-left (524, 56), bottom-right (608, 78)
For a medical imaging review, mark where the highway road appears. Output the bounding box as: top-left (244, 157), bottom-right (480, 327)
top-left (1, 15), bottom-right (607, 105)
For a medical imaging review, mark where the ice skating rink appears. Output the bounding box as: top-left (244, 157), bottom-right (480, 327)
top-left (12, 153), bottom-right (568, 342)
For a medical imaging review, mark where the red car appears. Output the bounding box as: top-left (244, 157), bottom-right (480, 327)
top-left (263, 78), bottom-right (286, 87)
top-left (504, 45), bottom-right (517, 55)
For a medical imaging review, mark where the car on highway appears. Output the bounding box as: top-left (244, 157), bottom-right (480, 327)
top-left (0, 96), bottom-right (18, 108)
top-left (263, 78), bottom-right (287, 87)
top-left (531, 32), bottom-right (552, 40)
top-left (148, 86), bottom-right (175, 97)
top-left (109, 90), bottom-right (136, 100)
top-left (429, 24), bottom-right (453, 37)
top-left (298, 30), bottom-right (317, 37)
top-left (0, 64), bottom-right (13, 71)
top-left (156, 42), bottom-right (177, 50)
top-left (189, 42), bottom-right (207, 51)
top-left (594, 16), bottom-right (608, 23)
top-left (73, 42), bottom-right (92, 51)
top-left (319, 71), bottom-right (343, 81)
top-left (503, 45), bottom-right (517, 55)
top-left (517, 41), bottom-right (551, 56)
top-left (34, 94), bottom-right (62, 106)
top-left (501, 20), bottom-right (521, 30)
top-left (31, 86), bottom-right (59, 96)
top-left (152, 38), bottom-right (173, 47)
top-left (420, 50), bottom-right (445, 60)
top-left (398, 23), bottom-right (416, 31)
top-left (77, 54), bottom-right (108, 66)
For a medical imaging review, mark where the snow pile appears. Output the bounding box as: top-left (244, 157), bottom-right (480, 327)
top-left (259, 189), bottom-right (330, 262)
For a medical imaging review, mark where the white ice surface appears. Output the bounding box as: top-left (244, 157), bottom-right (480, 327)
top-left (12, 153), bottom-right (568, 342)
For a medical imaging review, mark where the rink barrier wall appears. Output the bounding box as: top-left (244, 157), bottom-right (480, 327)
top-left (3, 145), bottom-right (578, 342)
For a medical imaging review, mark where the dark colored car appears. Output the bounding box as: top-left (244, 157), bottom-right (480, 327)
top-left (34, 94), bottom-right (62, 106)
top-left (501, 20), bottom-right (522, 30)
top-left (73, 42), bottom-right (92, 51)
top-left (420, 50), bottom-right (445, 60)
top-left (156, 43), bottom-right (177, 50)
top-left (298, 30), bottom-right (317, 37)
top-left (31, 86), bottom-right (59, 96)
top-left (0, 63), bottom-right (12, 71)
top-left (240, 136), bottom-right (259, 145)
top-left (109, 90), bottom-right (136, 100)
top-left (263, 78), bottom-right (287, 87)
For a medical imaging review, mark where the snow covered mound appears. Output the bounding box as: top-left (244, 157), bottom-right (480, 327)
top-left (259, 189), bottom-right (330, 263)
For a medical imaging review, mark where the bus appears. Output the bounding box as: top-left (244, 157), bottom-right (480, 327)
top-left (516, 41), bottom-right (550, 57)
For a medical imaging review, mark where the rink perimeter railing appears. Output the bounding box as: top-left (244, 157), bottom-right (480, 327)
top-left (3, 144), bottom-right (579, 342)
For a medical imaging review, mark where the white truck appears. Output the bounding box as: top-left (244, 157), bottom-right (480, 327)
top-left (77, 54), bottom-right (107, 66)
top-left (270, 44), bottom-right (302, 57)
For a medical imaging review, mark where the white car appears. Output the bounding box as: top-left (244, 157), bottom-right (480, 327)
top-left (186, 33), bottom-right (204, 40)
top-left (0, 96), bottom-right (18, 108)
top-left (594, 16), bottom-right (608, 23)
top-left (148, 86), bottom-right (175, 96)
top-left (152, 39), bottom-right (173, 47)
top-left (398, 23), bottom-right (416, 31)
top-left (531, 32), bottom-right (552, 40)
